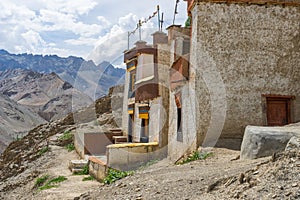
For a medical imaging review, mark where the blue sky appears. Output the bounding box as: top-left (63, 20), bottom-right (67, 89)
top-left (0, 0), bottom-right (187, 67)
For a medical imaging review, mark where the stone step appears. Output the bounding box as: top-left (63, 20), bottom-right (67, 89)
top-left (110, 129), bottom-right (123, 133)
top-left (113, 135), bottom-right (128, 144)
top-left (68, 160), bottom-right (88, 172)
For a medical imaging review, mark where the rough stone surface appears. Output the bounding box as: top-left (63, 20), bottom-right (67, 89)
top-left (190, 2), bottom-right (300, 146)
top-left (240, 125), bottom-right (300, 159)
top-left (285, 136), bottom-right (300, 151)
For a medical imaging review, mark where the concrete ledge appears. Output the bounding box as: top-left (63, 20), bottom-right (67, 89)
top-left (107, 142), bottom-right (159, 148)
top-left (107, 142), bottom-right (165, 171)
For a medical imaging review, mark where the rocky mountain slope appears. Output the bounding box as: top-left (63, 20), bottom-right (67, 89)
top-left (0, 85), bottom-right (123, 189)
top-left (0, 49), bottom-right (125, 98)
top-left (0, 68), bottom-right (93, 121)
top-left (0, 94), bottom-right (46, 153)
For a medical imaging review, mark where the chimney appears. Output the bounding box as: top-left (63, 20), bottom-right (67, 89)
top-left (135, 40), bottom-right (147, 49)
top-left (152, 31), bottom-right (168, 45)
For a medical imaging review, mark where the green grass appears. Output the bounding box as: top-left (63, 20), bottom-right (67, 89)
top-left (73, 165), bottom-right (89, 175)
top-left (82, 176), bottom-right (95, 181)
top-left (35, 175), bottom-right (67, 191)
top-left (38, 184), bottom-right (57, 190)
top-left (65, 143), bottom-right (75, 152)
top-left (103, 168), bottom-right (133, 185)
top-left (47, 176), bottom-right (67, 184)
top-left (59, 130), bottom-right (72, 141)
top-left (38, 146), bottom-right (49, 156)
top-left (176, 151), bottom-right (213, 165)
top-left (34, 175), bottom-right (49, 188)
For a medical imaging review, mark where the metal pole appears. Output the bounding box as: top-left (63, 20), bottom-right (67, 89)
top-left (160, 13), bottom-right (164, 31)
top-left (127, 32), bottom-right (130, 50)
top-left (157, 5), bottom-right (160, 31)
top-left (138, 20), bottom-right (142, 41)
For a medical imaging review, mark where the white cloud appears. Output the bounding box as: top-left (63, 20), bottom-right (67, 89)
top-left (40, 0), bottom-right (98, 16)
top-left (97, 16), bottom-right (111, 27)
top-left (0, 0), bottom-right (188, 60)
top-left (88, 12), bottom-right (158, 65)
top-left (65, 37), bottom-right (98, 46)
top-left (21, 30), bottom-right (47, 49)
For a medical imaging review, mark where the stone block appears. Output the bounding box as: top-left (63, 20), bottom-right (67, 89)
top-left (240, 126), bottom-right (299, 159)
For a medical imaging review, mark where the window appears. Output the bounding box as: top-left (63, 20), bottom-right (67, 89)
top-left (140, 118), bottom-right (149, 143)
top-left (129, 72), bottom-right (136, 92)
top-left (128, 70), bottom-right (136, 98)
top-left (128, 114), bottom-right (134, 142)
top-left (175, 93), bottom-right (183, 142)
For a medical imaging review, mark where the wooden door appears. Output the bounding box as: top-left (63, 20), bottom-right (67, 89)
top-left (266, 98), bottom-right (291, 126)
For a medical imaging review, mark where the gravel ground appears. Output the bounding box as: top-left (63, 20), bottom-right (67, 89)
top-left (1, 146), bottom-right (298, 200)
top-left (75, 148), bottom-right (271, 200)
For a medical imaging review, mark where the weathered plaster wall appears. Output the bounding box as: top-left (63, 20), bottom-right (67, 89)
top-left (149, 97), bottom-right (162, 143)
top-left (192, 3), bottom-right (300, 144)
top-left (168, 83), bottom-right (198, 162)
top-left (157, 43), bottom-right (171, 150)
top-left (121, 70), bottom-right (130, 136)
top-left (74, 131), bottom-right (85, 158)
top-left (167, 26), bottom-right (198, 162)
top-left (133, 103), bottom-right (142, 142)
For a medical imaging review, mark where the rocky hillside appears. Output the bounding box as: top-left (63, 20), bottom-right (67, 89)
top-left (0, 49), bottom-right (125, 98)
top-left (0, 94), bottom-right (46, 153)
top-left (0, 68), bottom-right (93, 121)
top-left (0, 85), bottom-right (123, 189)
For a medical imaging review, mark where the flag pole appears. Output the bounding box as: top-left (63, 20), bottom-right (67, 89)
top-left (138, 20), bottom-right (142, 41)
top-left (157, 5), bottom-right (160, 31)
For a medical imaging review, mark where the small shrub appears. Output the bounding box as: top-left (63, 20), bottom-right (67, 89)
top-left (176, 151), bottom-right (213, 165)
top-left (37, 176), bottom-right (67, 191)
top-left (34, 175), bottom-right (49, 188)
top-left (185, 16), bottom-right (191, 28)
top-left (38, 184), bottom-right (57, 190)
top-left (59, 130), bottom-right (72, 141)
top-left (47, 176), bottom-right (67, 184)
top-left (65, 143), bottom-right (75, 152)
top-left (82, 176), bottom-right (95, 181)
top-left (104, 168), bottom-right (133, 185)
top-left (73, 165), bottom-right (89, 175)
top-left (38, 147), bottom-right (49, 156)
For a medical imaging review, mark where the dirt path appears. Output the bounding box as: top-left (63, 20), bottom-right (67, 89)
top-left (1, 145), bottom-right (101, 200)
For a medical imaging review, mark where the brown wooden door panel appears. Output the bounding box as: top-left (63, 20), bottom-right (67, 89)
top-left (267, 99), bottom-right (289, 126)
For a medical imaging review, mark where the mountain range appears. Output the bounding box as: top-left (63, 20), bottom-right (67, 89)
top-left (0, 68), bottom-right (93, 121)
top-left (0, 49), bottom-right (125, 99)
top-left (0, 93), bottom-right (46, 153)
top-left (0, 49), bottom-right (125, 153)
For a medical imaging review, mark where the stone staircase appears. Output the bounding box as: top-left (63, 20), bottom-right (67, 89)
top-left (68, 160), bottom-right (88, 174)
top-left (110, 129), bottom-right (128, 144)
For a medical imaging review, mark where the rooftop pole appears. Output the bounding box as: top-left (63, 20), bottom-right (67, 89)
top-left (157, 5), bottom-right (160, 31)
top-left (138, 20), bottom-right (142, 41)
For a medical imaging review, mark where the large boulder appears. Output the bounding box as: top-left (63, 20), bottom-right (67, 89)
top-left (240, 125), bottom-right (300, 159)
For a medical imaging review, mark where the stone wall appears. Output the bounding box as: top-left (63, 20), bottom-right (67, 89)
top-left (89, 157), bottom-right (107, 181)
top-left (191, 3), bottom-right (300, 145)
